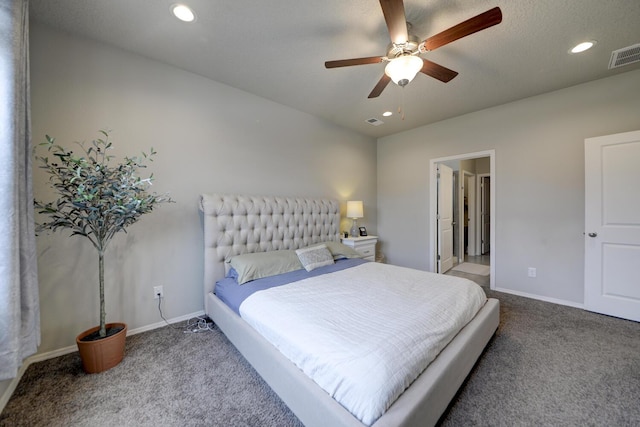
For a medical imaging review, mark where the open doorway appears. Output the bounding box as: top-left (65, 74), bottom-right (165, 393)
top-left (478, 174), bottom-right (491, 256)
top-left (429, 150), bottom-right (495, 290)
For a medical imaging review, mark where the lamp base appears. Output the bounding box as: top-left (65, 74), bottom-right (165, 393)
top-left (350, 219), bottom-right (359, 237)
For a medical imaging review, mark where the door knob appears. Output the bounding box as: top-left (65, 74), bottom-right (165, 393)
top-left (588, 232), bottom-right (597, 237)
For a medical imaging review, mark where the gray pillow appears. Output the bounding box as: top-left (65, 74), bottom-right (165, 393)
top-left (312, 241), bottom-right (363, 260)
top-left (228, 250), bottom-right (303, 284)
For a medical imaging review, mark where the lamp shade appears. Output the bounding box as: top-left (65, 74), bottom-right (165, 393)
top-left (346, 200), bottom-right (364, 219)
top-left (384, 55), bottom-right (423, 87)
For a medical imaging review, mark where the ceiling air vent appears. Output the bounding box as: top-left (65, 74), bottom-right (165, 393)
top-left (365, 117), bottom-right (384, 126)
top-left (608, 43), bottom-right (640, 69)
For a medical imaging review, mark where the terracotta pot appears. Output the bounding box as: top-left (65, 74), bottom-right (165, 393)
top-left (76, 322), bottom-right (127, 374)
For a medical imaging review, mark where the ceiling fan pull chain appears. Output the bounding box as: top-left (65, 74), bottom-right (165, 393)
top-left (401, 87), bottom-right (406, 121)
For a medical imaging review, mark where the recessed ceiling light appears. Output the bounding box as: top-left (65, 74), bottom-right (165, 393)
top-left (569, 40), bottom-right (596, 54)
top-left (382, 111), bottom-right (393, 117)
top-left (172, 4), bottom-right (196, 22)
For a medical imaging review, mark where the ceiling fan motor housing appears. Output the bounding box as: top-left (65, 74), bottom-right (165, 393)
top-left (386, 34), bottom-right (421, 59)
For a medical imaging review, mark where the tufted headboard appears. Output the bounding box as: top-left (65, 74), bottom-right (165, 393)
top-left (199, 193), bottom-right (341, 300)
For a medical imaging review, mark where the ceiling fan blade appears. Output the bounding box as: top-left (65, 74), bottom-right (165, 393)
top-left (325, 56), bottom-right (384, 68)
top-left (379, 0), bottom-right (409, 44)
top-left (368, 74), bottom-right (391, 98)
top-left (420, 59), bottom-right (458, 82)
top-left (423, 7), bottom-right (502, 51)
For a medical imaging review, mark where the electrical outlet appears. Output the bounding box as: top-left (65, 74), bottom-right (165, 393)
top-left (527, 267), bottom-right (537, 278)
top-left (153, 285), bottom-right (164, 299)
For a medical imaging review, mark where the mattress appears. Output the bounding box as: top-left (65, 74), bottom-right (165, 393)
top-left (237, 261), bottom-right (487, 426)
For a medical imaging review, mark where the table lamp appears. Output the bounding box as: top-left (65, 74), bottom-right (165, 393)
top-left (346, 201), bottom-right (363, 237)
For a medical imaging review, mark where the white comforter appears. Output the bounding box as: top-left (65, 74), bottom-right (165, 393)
top-left (239, 262), bottom-right (486, 426)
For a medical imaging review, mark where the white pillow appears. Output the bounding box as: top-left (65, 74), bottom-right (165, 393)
top-left (295, 244), bottom-right (335, 272)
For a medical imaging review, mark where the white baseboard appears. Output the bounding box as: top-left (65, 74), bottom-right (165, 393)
top-left (492, 286), bottom-right (584, 309)
top-left (0, 310), bottom-right (205, 414)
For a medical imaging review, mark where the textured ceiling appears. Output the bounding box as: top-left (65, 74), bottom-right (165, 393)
top-left (29, 0), bottom-right (640, 138)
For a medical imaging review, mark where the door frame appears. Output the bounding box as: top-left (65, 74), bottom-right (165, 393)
top-left (459, 170), bottom-right (474, 261)
top-left (477, 173), bottom-right (490, 255)
top-left (466, 173), bottom-right (476, 257)
top-left (429, 150), bottom-right (495, 289)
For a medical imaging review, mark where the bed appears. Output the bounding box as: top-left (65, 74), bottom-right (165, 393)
top-left (200, 193), bottom-right (499, 427)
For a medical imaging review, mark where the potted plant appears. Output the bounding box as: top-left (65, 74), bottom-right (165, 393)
top-left (34, 130), bottom-right (172, 373)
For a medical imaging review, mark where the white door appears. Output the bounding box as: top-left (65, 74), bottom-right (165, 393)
top-left (437, 164), bottom-right (454, 273)
top-left (585, 130), bottom-right (640, 322)
top-left (480, 175), bottom-right (491, 254)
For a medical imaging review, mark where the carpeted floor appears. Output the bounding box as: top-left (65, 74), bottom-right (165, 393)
top-left (2, 285), bottom-right (639, 426)
top-left (441, 288), bottom-right (640, 426)
top-left (1, 321), bottom-right (302, 427)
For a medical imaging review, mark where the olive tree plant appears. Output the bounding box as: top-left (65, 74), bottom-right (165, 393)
top-left (34, 130), bottom-right (173, 338)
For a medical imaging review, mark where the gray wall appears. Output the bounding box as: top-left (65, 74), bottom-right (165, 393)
top-left (377, 69), bottom-right (640, 306)
top-left (29, 23), bottom-right (377, 355)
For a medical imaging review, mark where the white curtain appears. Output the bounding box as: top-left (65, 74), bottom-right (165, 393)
top-left (0, 0), bottom-right (40, 381)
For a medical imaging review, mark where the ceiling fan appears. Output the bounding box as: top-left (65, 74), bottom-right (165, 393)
top-left (325, 0), bottom-right (502, 98)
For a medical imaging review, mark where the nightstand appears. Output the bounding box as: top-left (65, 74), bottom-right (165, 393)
top-left (341, 235), bottom-right (378, 261)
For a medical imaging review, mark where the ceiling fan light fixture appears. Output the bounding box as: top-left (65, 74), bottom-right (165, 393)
top-left (385, 55), bottom-right (423, 87)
